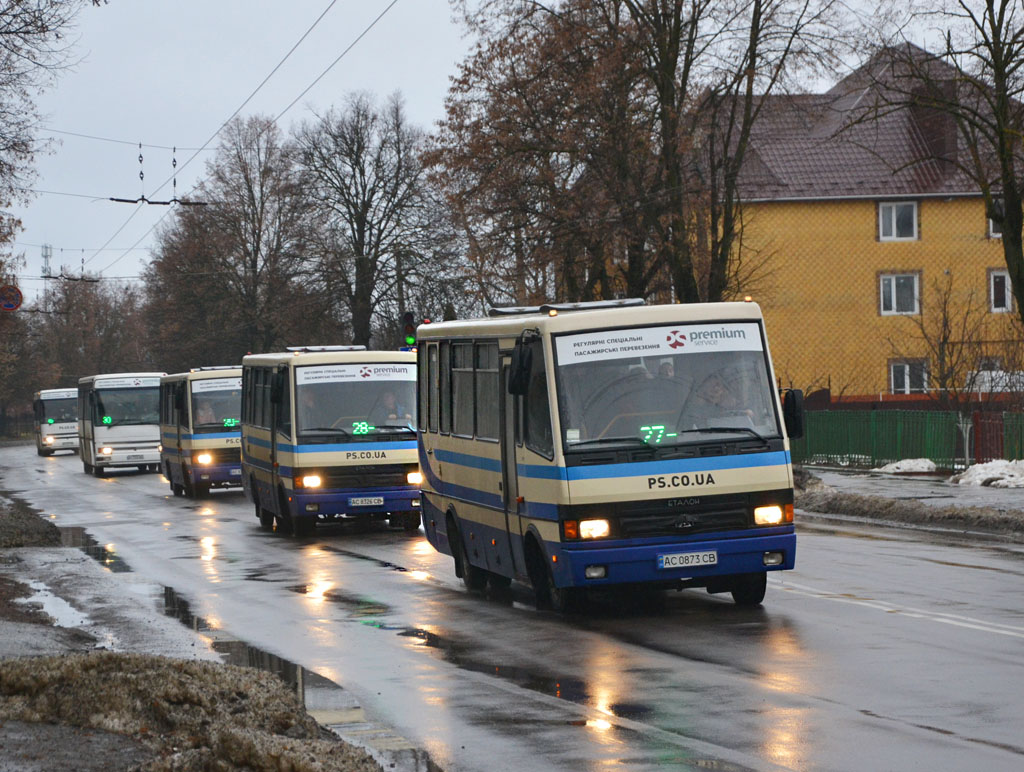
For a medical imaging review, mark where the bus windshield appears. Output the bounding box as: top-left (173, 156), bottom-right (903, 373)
top-left (94, 387), bottom-right (160, 427)
top-left (41, 398), bottom-right (77, 423)
top-left (295, 363), bottom-right (417, 440)
top-left (555, 322), bottom-right (781, 449)
top-left (191, 378), bottom-right (242, 432)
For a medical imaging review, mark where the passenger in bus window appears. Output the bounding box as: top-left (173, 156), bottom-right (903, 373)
top-left (372, 389), bottom-right (411, 425)
top-left (195, 399), bottom-right (216, 424)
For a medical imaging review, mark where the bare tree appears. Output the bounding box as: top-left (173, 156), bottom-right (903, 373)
top-left (296, 93), bottom-right (446, 346)
top-left (0, 1), bottom-right (105, 257)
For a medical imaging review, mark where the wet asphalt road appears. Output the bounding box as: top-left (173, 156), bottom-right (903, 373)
top-left (3, 446), bottom-right (1024, 772)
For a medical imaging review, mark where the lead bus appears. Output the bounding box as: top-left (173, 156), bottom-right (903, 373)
top-left (33, 388), bottom-right (79, 456)
top-left (417, 299), bottom-right (804, 609)
top-left (160, 367), bottom-right (243, 497)
top-left (241, 346), bottom-right (422, 536)
top-left (78, 372), bottom-right (164, 476)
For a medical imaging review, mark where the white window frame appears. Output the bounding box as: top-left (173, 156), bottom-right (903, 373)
top-left (879, 201), bottom-right (918, 241)
top-left (890, 360), bottom-right (928, 394)
top-left (989, 268), bottom-right (1013, 313)
top-left (988, 218), bottom-right (1002, 238)
top-left (880, 273), bottom-right (920, 315)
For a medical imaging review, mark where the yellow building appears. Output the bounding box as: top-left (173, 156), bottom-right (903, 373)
top-left (741, 51), bottom-right (1016, 400)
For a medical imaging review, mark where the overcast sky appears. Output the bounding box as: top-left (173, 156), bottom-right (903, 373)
top-left (11, 0), bottom-right (468, 301)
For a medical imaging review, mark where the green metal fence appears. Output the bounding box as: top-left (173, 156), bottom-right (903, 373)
top-left (1005, 413), bottom-right (1024, 462)
top-left (790, 410), bottom-right (963, 469)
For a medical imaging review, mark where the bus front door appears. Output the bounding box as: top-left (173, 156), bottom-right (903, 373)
top-left (501, 364), bottom-right (524, 576)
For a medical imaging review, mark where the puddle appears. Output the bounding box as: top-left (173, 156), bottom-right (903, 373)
top-left (60, 527), bottom-right (133, 573)
top-left (396, 626), bottom-right (654, 720)
top-left (287, 583), bottom-right (393, 617)
top-left (161, 586), bottom-right (346, 708)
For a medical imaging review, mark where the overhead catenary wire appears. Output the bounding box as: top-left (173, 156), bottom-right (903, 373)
top-left (93, 0), bottom-right (403, 277)
top-left (83, 0), bottom-right (346, 271)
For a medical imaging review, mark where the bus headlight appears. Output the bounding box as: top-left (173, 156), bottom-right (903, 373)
top-left (407, 471), bottom-right (424, 485)
top-left (579, 519), bottom-right (611, 539)
top-left (44, 436), bottom-right (55, 445)
top-left (299, 474), bottom-right (322, 489)
top-left (100, 446), bottom-right (113, 456)
top-left (196, 453), bottom-right (213, 465)
top-left (754, 504), bottom-right (793, 525)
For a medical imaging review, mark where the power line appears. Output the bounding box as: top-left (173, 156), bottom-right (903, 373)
top-left (93, 0), bottom-right (404, 278)
top-left (41, 127), bottom-right (208, 151)
top-left (86, 0), bottom-right (345, 271)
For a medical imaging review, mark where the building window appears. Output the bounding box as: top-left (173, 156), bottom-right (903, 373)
top-left (879, 201), bottom-right (918, 241)
top-left (990, 269), bottom-right (1013, 313)
top-left (880, 273), bottom-right (920, 315)
top-left (989, 218), bottom-right (1002, 238)
top-left (890, 360), bottom-right (928, 394)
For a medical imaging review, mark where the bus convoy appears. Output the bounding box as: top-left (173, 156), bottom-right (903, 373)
top-left (33, 388), bottom-right (79, 456)
top-left (34, 300), bottom-right (803, 608)
top-left (160, 368), bottom-right (244, 498)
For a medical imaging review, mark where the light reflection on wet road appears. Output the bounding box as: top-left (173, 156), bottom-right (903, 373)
top-left (3, 447), bottom-right (1024, 771)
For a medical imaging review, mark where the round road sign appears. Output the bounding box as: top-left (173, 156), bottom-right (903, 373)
top-left (0, 284), bottom-right (23, 311)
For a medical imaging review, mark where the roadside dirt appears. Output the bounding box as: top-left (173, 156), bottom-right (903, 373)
top-left (0, 497), bottom-right (383, 772)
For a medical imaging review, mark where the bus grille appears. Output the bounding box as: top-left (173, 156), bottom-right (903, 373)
top-left (619, 509), bottom-right (749, 538)
top-left (321, 465), bottom-right (412, 489)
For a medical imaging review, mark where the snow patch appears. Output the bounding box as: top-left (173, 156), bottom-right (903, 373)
top-left (948, 460), bottom-right (1024, 488)
top-left (872, 458), bottom-right (937, 474)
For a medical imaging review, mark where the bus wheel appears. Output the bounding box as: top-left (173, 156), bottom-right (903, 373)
top-left (402, 512), bottom-right (421, 533)
top-left (83, 460), bottom-right (93, 475)
top-left (449, 516), bottom-right (486, 592)
top-left (731, 573), bottom-right (767, 606)
top-left (257, 504), bottom-right (275, 531)
top-left (293, 518), bottom-right (315, 537)
top-left (487, 573), bottom-right (512, 590)
top-left (196, 483), bottom-right (211, 498)
top-left (182, 471), bottom-right (195, 498)
top-left (92, 465), bottom-right (106, 478)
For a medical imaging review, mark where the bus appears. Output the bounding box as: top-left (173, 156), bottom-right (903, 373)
top-left (160, 367), bottom-right (243, 497)
top-left (416, 299), bottom-right (804, 609)
top-left (33, 388), bottom-right (79, 456)
top-left (78, 373), bottom-right (164, 477)
top-left (241, 346), bottom-right (422, 536)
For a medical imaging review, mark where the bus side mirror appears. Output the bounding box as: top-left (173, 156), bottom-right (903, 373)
top-left (508, 342), bottom-right (532, 396)
top-left (782, 389), bottom-right (804, 440)
top-left (270, 371), bottom-right (284, 404)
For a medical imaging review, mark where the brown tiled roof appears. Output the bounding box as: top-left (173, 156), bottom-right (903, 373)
top-left (741, 46), bottom-right (980, 201)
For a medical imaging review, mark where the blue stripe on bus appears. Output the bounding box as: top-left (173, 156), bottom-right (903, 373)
top-left (434, 449), bottom-right (502, 473)
top-left (162, 431), bottom-right (240, 440)
top-left (438, 449), bottom-right (790, 481)
top-left (245, 436), bottom-right (415, 453)
top-left (562, 451), bottom-right (790, 480)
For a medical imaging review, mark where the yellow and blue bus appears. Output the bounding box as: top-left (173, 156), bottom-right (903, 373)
top-left (241, 347), bottom-right (422, 536)
top-left (159, 368), bottom-right (243, 497)
top-left (417, 299), bottom-right (804, 609)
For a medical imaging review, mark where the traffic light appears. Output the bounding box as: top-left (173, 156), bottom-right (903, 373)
top-left (401, 312), bottom-right (417, 347)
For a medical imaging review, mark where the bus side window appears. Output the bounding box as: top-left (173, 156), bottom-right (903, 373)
top-left (439, 341), bottom-right (450, 434)
top-left (523, 340), bottom-right (553, 458)
top-left (275, 369), bottom-right (291, 436)
top-left (475, 342), bottom-right (499, 440)
top-left (427, 344), bottom-right (439, 433)
top-left (418, 346), bottom-right (428, 432)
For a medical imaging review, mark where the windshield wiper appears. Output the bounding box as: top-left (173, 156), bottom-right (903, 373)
top-left (681, 426), bottom-right (769, 442)
top-left (372, 424), bottom-right (415, 432)
top-left (568, 436), bottom-right (651, 448)
top-left (299, 427), bottom-right (351, 436)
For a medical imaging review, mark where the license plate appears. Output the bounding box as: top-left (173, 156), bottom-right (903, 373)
top-left (349, 496), bottom-right (384, 507)
top-left (127, 454), bottom-right (144, 461)
top-left (230, 468), bottom-right (241, 476)
top-left (658, 550), bottom-right (718, 569)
